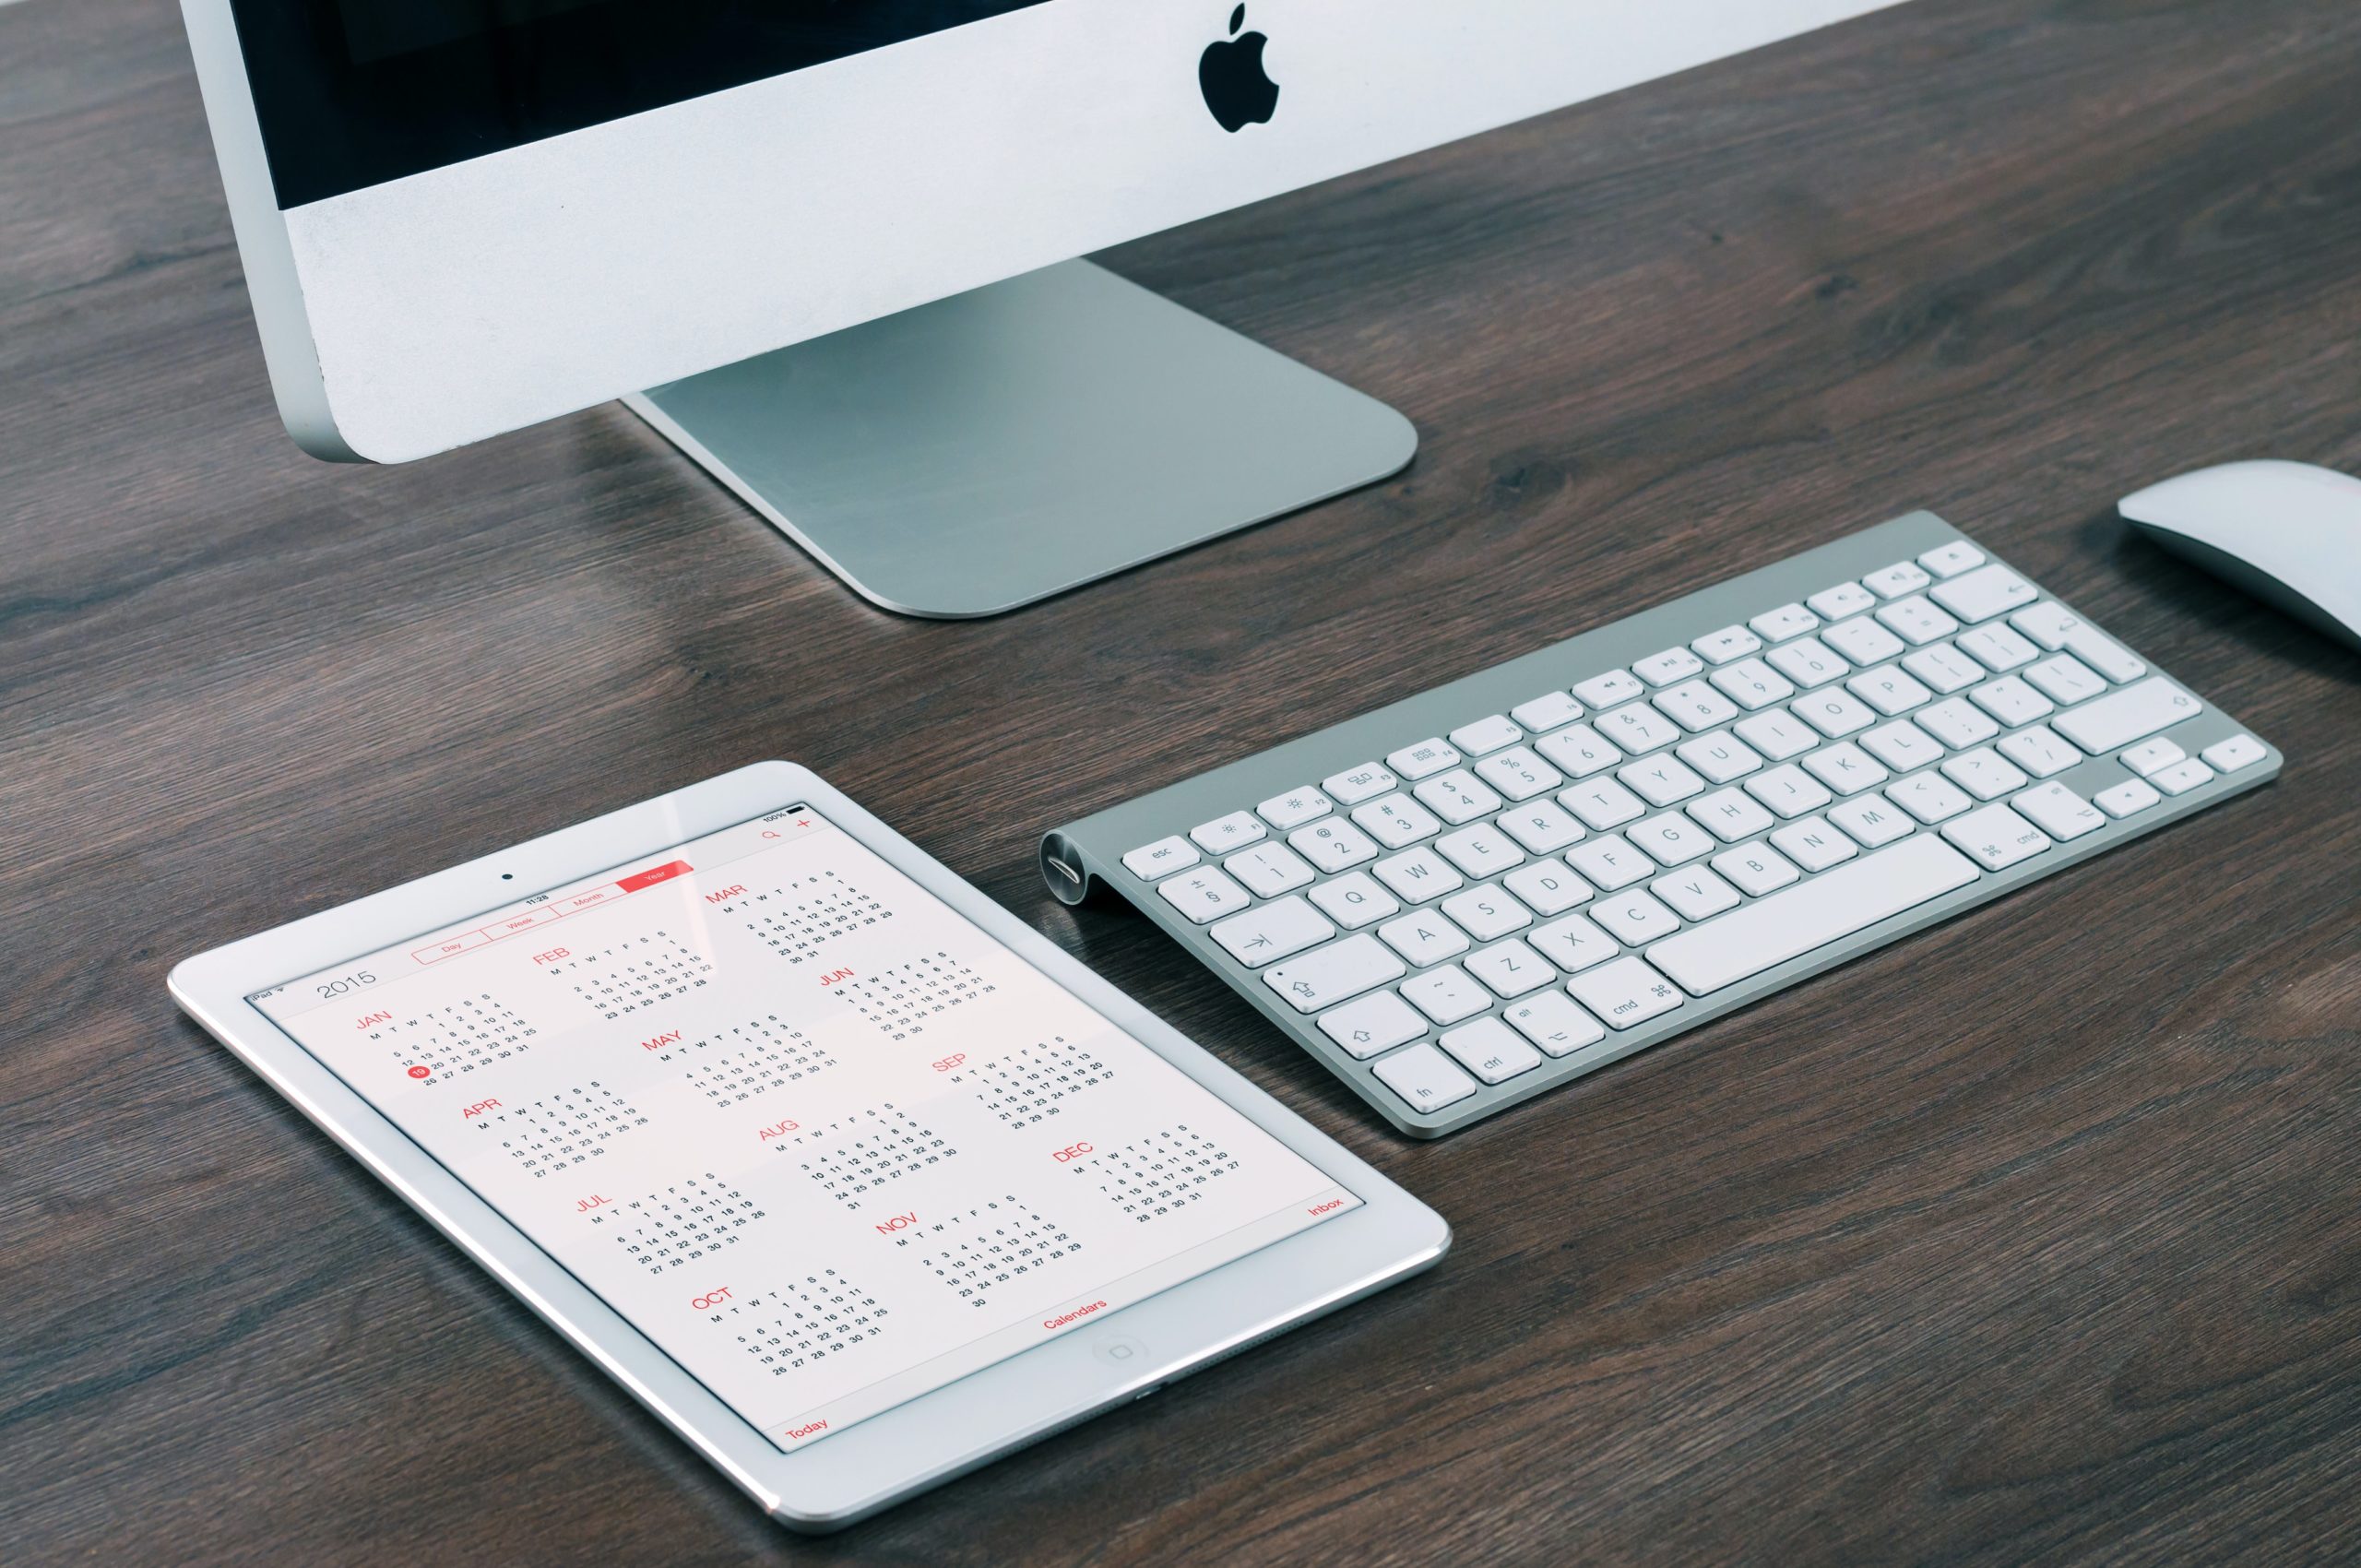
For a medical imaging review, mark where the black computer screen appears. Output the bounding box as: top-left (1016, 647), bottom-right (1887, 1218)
top-left (227, 0), bottom-right (1054, 209)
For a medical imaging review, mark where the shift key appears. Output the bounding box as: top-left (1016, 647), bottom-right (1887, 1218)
top-left (1263, 934), bottom-right (1406, 1014)
top-left (2049, 675), bottom-right (2202, 754)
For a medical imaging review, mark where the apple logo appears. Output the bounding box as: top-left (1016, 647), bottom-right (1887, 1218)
top-left (1199, 5), bottom-right (1279, 133)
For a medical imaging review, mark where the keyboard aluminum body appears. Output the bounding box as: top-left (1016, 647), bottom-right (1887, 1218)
top-left (1041, 514), bottom-right (2282, 1137)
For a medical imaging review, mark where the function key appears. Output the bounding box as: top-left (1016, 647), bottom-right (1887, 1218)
top-left (1634, 647), bottom-right (1705, 685)
top-left (1808, 581), bottom-right (1877, 619)
top-left (1691, 625), bottom-right (1763, 664)
top-left (1448, 714), bottom-right (1524, 756)
top-left (1864, 560), bottom-right (1933, 598)
top-left (1323, 762), bottom-right (1398, 804)
top-left (1573, 670), bottom-right (1646, 708)
top-left (1747, 602), bottom-right (1820, 642)
top-left (1256, 786), bottom-right (1334, 830)
top-left (1189, 811), bottom-right (1266, 853)
top-left (1386, 738), bottom-right (1464, 780)
top-left (1121, 836), bottom-right (1202, 881)
top-left (1510, 690), bottom-right (1584, 733)
top-left (1918, 540), bottom-right (1987, 577)
top-left (1371, 1042), bottom-right (1478, 1111)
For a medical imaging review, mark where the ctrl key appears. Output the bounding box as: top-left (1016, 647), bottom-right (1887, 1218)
top-left (1373, 1042), bottom-right (1479, 1112)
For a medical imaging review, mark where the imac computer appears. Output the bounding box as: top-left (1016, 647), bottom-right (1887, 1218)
top-left (183, 0), bottom-right (1898, 616)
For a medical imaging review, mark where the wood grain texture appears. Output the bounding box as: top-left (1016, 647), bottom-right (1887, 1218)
top-left (5, 0), bottom-right (2360, 1562)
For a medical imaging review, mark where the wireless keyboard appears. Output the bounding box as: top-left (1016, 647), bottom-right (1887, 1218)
top-left (1040, 514), bottom-right (2282, 1136)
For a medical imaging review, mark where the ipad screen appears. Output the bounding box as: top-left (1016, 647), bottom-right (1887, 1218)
top-left (250, 803), bottom-right (1358, 1451)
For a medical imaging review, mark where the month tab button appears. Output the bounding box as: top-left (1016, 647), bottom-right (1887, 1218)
top-left (616, 860), bottom-right (693, 894)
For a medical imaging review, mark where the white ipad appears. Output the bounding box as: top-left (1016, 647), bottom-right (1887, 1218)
top-left (170, 762), bottom-right (1447, 1530)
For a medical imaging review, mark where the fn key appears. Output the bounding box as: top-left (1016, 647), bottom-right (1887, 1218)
top-left (1373, 1043), bottom-right (1477, 1111)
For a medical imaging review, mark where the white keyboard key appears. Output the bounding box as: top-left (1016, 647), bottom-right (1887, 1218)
top-left (1441, 885), bottom-right (1535, 941)
top-left (1821, 616), bottom-right (1907, 667)
top-left (1309, 871), bottom-right (1400, 929)
top-left (1504, 991), bottom-right (1608, 1057)
top-left (1413, 769), bottom-right (1502, 825)
top-left (1678, 731), bottom-right (1766, 783)
top-left (1996, 723), bottom-right (2080, 778)
top-left (2049, 676), bottom-right (2202, 754)
top-left (1765, 636), bottom-right (1851, 688)
top-left (2119, 738), bottom-right (2185, 778)
top-left (1940, 802), bottom-right (2052, 869)
top-left (1596, 702), bottom-right (1683, 754)
top-left (1227, 841), bottom-right (1316, 897)
top-left (1496, 800), bottom-right (1586, 855)
top-left (1800, 741), bottom-right (1889, 795)
top-left (1956, 623), bottom-right (2039, 672)
top-left (1809, 581), bottom-right (1879, 619)
top-left (1353, 793), bottom-right (1442, 848)
top-left (1568, 833), bottom-right (1655, 890)
top-left (1874, 594), bottom-right (1961, 646)
top-left (2150, 756), bottom-right (2215, 795)
top-left (1653, 679), bottom-right (1740, 732)
top-left (2022, 653), bottom-right (2107, 707)
top-left (1123, 836), bottom-right (1201, 881)
top-left (1865, 560), bottom-right (1933, 598)
top-left (1449, 714), bottom-right (1524, 756)
top-left (1373, 847), bottom-right (1465, 903)
top-left (1503, 858), bottom-right (1593, 916)
top-left (1628, 812), bottom-right (1715, 867)
top-left (1474, 745), bottom-right (1565, 802)
top-left (1567, 956), bottom-right (1686, 1028)
top-left (1318, 991), bottom-right (1428, 1059)
top-left (1211, 896), bottom-right (1335, 967)
top-left (1902, 643), bottom-right (1984, 694)
top-left (1402, 963), bottom-right (1492, 1025)
top-left (1290, 817), bottom-right (1382, 873)
top-left (2010, 602), bottom-right (2145, 682)
top-left (1257, 787), bottom-right (1334, 830)
top-left (1264, 934), bottom-right (1405, 1013)
top-left (2202, 734), bottom-right (2268, 773)
top-left (1378, 909), bottom-right (1471, 967)
top-left (1593, 891), bottom-right (1680, 947)
top-left (1918, 540), bottom-right (1987, 577)
top-left (1190, 811), bottom-right (1266, 853)
top-left (1465, 938), bottom-right (1559, 999)
top-left (1323, 763), bottom-right (1397, 805)
top-left (1940, 747), bottom-right (2028, 802)
top-left (2011, 781), bottom-right (2106, 842)
top-left (1653, 865), bottom-right (1741, 921)
top-left (1917, 696), bottom-right (2000, 749)
top-left (1929, 563), bottom-right (2038, 623)
top-left (2095, 778), bottom-right (2162, 818)
top-left (1771, 815), bottom-right (1857, 872)
top-left (1846, 665), bottom-right (1934, 717)
top-left (1693, 625), bottom-right (1763, 664)
top-left (1732, 709), bottom-right (1819, 761)
top-left (1635, 646), bottom-right (1706, 685)
top-left (1888, 771), bottom-right (1975, 824)
top-left (1745, 763), bottom-right (1833, 818)
top-left (1372, 1043), bottom-right (1477, 1112)
top-left (1968, 675), bottom-right (2054, 728)
top-left (1560, 778), bottom-right (1647, 830)
top-left (1574, 670), bottom-right (1647, 708)
top-left (1619, 754), bottom-right (1708, 807)
top-left (1528, 910), bottom-right (1619, 973)
top-left (1860, 719), bottom-right (1944, 774)
top-left (1387, 738), bottom-right (1464, 780)
top-left (1157, 866), bottom-right (1253, 923)
top-left (1793, 688), bottom-right (1879, 739)
top-left (1749, 602), bottom-right (1820, 642)
top-left (1688, 787), bottom-right (1776, 843)
top-left (1827, 793), bottom-right (1915, 848)
top-left (1436, 823), bottom-right (1525, 879)
top-left (1534, 722), bottom-right (1624, 778)
top-left (1646, 836), bottom-right (1981, 995)
top-left (1439, 1016), bottom-right (1544, 1083)
top-left (1708, 658), bottom-right (1797, 711)
top-left (1711, 842), bottom-right (1801, 896)
top-left (1511, 690), bottom-right (1586, 733)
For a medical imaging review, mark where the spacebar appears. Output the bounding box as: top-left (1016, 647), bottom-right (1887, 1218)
top-left (1645, 836), bottom-right (1983, 996)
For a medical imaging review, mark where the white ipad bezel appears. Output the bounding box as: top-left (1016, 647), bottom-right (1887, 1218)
top-left (169, 761), bottom-right (1449, 1530)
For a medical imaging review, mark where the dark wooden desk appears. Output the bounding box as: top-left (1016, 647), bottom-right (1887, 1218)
top-left (6, 0), bottom-right (2360, 1561)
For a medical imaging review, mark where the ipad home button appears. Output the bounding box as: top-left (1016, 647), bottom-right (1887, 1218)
top-left (1093, 1335), bottom-right (1149, 1367)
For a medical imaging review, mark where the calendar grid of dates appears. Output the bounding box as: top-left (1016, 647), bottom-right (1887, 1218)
top-left (257, 805), bottom-right (1358, 1452)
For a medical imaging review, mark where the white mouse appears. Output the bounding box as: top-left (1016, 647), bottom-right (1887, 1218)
top-left (2118, 459), bottom-right (2361, 654)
